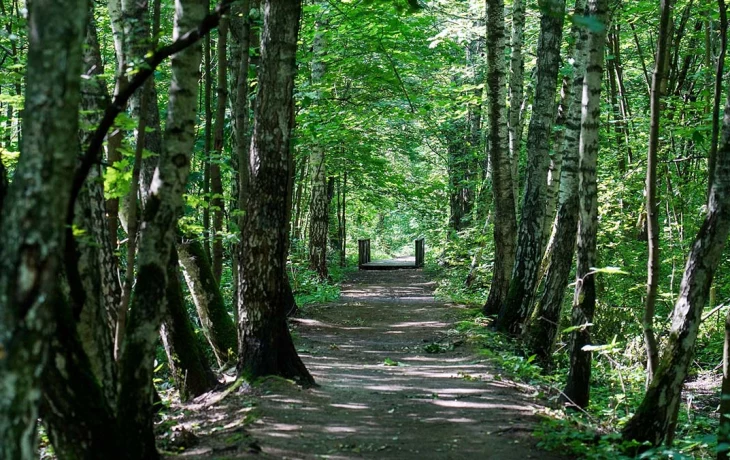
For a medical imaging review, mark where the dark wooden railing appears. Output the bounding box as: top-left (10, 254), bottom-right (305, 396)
top-left (358, 239), bottom-right (371, 268)
top-left (415, 238), bottom-right (425, 268)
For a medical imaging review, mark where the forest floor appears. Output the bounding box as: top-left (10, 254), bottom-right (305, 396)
top-left (162, 269), bottom-right (567, 459)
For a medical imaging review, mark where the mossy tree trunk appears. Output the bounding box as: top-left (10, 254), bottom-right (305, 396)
top-left (0, 0), bottom-right (87, 455)
top-left (178, 236), bottom-right (238, 366)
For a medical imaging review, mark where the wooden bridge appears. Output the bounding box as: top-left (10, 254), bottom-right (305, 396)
top-left (358, 238), bottom-right (425, 270)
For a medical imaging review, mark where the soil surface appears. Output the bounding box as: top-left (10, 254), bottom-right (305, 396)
top-left (167, 269), bottom-right (566, 459)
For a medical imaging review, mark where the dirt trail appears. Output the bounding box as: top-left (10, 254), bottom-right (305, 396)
top-left (173, 269), bottom-right (565, 459)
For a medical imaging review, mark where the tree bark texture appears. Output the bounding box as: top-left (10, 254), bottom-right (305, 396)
top-left (483, 0), bottom-right (517, 316)
top-left (115, 0), bottom-right (206, 455)
top-left (211, 18), bottom-right (229, 283)
top-left (508, 0), bottom-right (525, 207)
top-left (178, 236), bottom-right (238, 366)
top-left (237, 0), bottom-right (315, 386)
top-left (643, 0), bottom-right (673, 385)
top-left (562, 0), bottom-right (608, 409)
top-left (622, 43), bottom-right (730, 450)
top-left (308, 16), bottom-right (330, 280)
top-left (497, 0), bottom-right (566, 334)
top-left (0, 0), bottom-right (86, 456)
top-left (525, 0), bottom-right (589, 363)
top-left (160, 248), bottom-right (218, 401)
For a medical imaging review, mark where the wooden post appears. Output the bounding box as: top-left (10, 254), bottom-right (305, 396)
top-left (415, 238), bottom-right (425, 268)
top-left (358, 239), bottom-right (371, 269)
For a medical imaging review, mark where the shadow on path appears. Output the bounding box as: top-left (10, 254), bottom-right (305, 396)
top-left (239, 269), bottom-right (566, 459)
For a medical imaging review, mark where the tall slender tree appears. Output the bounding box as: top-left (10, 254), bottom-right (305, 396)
top-left (643, 0), bottom-right (673, 384)
top-left (308, 12), bottom-right (330, 280)
top-left (483, 0), bottom-right (517, 316)
top-left (525, 0), bottom-right (589, 362)
top-left (497, 0), bottom-right (566, 334)
top-left (561, 0), bottom-right (609, 409)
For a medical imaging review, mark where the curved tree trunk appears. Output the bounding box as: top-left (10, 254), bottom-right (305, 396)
top-left (483, 0), bottom-right (517, 316)
top-left (561, 0), bottom-right (609, 410)
top-left (115, 0), bottom-right (206, 455)
top-left (160, 248), bottom-right (219, 401)
top-left (178, 236), bottom-right (238, 366)
top-left (237, 0), bottom-right (314, 386)
top-left (497, 0), bottom-right (566, 334)
top-left (623, 16), bottom-right (730, 448)
top-left (0, 0), bottom-right (87, 455)
top-left (524, 0), bottom-right (588, 363)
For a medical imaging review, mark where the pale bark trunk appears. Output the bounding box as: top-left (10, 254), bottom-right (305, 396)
top-left (0, 0), bottom-right (87, 455)
top-left (525, 0), bottom-right (588, 362)
top-left (178, 236), bottom-right (238, 366)
top-left (644, 0), bottom-right (673, 385)
top-left (562, 0), bottom-right (609, 409)
top-left (623, 63), bottom-right (730, 447)
top-left (508, 0), bottom-right (525, 208)
top-left (237, 0), bottom-right (314, 386)
top-left (308, 16), bottom-right (330, 279)
top-left (497, 0), bottom-right (566, 334)
top-left (483, 0), bottom-right (517, 316)
top-left (115, 0), bottom-right (206, 455)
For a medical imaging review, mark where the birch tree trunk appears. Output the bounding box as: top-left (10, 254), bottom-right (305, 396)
top-left (237, 0), bottom-right (314, 386)
top-left (308, 14), bottom-right (330, 280)
top-left (497, 0), bottom-right (566, 334)
top-left (0, 0), bottom-right (86, 455)
top-left (508, 0), bottom-right (525, 207)
top-left (115, 0), bottom-right (206, 454)
top-left (561, 0), bottom-right (609, 409)
top-left (483, 0), bottom-right (517, 316)
top-left (525, 0), bottom-right (588, 363)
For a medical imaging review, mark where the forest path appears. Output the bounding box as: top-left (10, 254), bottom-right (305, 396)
top-left (170, 269), bottom-right (566, 459)
top-left (243, 269), bottom-right (565, 459)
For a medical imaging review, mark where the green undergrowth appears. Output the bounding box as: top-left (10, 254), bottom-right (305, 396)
top-left (439, 290), bottom-right (717, 460)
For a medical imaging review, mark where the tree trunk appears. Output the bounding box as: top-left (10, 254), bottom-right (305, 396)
top-left (308, 15), bottom-right (330, 279)
top-left (0, 0), bottom-right (86, 455)
top-left (720, 296), bottom-right (730, 460)
top-left (483, 0), bottom-right (517, 316)
top-left (115, 0), bottom-right (206, 455)
top-left (643, 0), bottom-right (673, 385)
top-left (508, 0), bottom-right (525, 208)
top-left (709, 0), bottom-right (728, 200)
top-left (160, 248), bottom-right (219, 401)
top-left (561, 0), bottom-right (609, 410)
top-left (237, 0), bottom-right (314, 386)
top-left (497, 0), bottom-right (566, 334)
top-left (211, 19), bottom-right (229, 283)
top-left (623, 68), bottom-right (730, 447)
top-left (524, 0), bottom-right (587, 360)
top-left (178, 236), bottom-right (238, 366)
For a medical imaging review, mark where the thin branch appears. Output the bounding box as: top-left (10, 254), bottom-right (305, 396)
top-left (67, 0), bottom-right (236, 226)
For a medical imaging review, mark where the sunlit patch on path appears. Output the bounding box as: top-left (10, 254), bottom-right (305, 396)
top-left (235, 269), bottom-right (567, 459)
